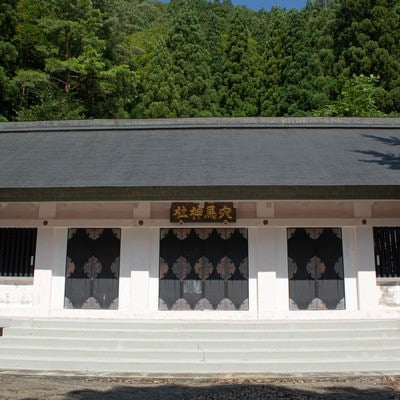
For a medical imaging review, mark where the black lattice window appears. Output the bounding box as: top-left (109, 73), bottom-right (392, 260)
top-left (0, 228), bottom-right (37, 277)
top-left (287, 228), bottom-right (345, 310)
top-left (64, 228), bottom-right (121, 309)
top-left (373, 227), bottom-right (400, 278)
top-left (159, 228), bottom-right (248, 310)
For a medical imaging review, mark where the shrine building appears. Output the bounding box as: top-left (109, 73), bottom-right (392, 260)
top-left (0, 117), bottom-right (399, 320)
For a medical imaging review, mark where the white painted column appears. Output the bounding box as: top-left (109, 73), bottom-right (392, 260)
top-left (247, 228), bottom-right (258, 316)
top-left (147, 228), bottom-right (160, 315)
top-left (118, 228), bottom-right (134, 313)
top-left (341, 227), bottom-right (359, 311)
top-left (257, 226), bottom-right (289, 316)
top-left (355, 226), bottom-right (379, 310)
top-left (33, 228), bottom-right (55, 315)
top-left (275, 228), bottom-right (290, 312)
top-left (50, 228), bottom-right (68, 312)
top-left (257, 227), bottom-right (281, 316)
top-left (122, 227), bottom-right (157, 316)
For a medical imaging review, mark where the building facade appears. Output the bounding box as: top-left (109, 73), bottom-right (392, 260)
top-left (0, 118), bottom-right (399, 320)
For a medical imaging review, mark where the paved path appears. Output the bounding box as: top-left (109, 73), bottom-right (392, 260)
top-left (0, 373), bottom-right (399, 400)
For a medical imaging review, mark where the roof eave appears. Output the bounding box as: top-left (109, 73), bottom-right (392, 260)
top-left (0, 185), bottom-right (399, 202)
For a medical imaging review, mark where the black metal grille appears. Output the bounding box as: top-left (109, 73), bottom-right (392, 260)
top-left (0, 228), bottom-right (37, 277)
top-left (287, 228), bottom-right (345, 310)
top-left (373, 227), bottom-right (400, 278)
top-left (64, 228), bottom-right (121, 309)
top-left (159, 228), bottom-right (248, 310)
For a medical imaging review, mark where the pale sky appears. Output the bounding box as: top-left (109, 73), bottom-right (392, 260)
top-left (159, 0), bottom-right (307, 11)
top-left (232, 0), bottom-right (306, 10)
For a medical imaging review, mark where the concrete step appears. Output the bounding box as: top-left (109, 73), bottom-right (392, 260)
top-left (3, 318), bottom-right (400, 336)
top-left (0, 318), bottom-right (399, 374)
top-left (1, 357), bottom-right (399, 374)
top-left (3, 318), bottom-right (400, 331)
top-left (4, 327), bottom-right (399, 341)
top-left (0, 336), bottom-right (397, 351)
top-left (0, 346), bottom-right (398, 361)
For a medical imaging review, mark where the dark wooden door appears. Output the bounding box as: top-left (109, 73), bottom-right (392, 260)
top-left (159, 228), bottom-right (248, 310)
top-left (64, 228), bottom-right (120, 309)
top-left (287, 228), bottom-right (345, 310)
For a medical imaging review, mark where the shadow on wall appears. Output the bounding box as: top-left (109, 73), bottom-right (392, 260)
top-left (355, 134), bottom-right (400, 170)
top-left (24, 382), bottom-right (399, 400)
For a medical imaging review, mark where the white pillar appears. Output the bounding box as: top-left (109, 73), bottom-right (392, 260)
top-left (33, 228), bottom-right (55, 314)
top-left (147, 228), bottom-right (160, 314)
top-left (50, 228), bottom-right (68, 312)
top-left (119, 228), bottom-right (133, 313)
top-left (341, 227), bottom-right (359, 311)
top-left (275, 228), bottom-right (290, 312)
top-left (247, 228), bottom-right (258, 315)
top-left (256, 227), bottom-right (283, 315)
top-left (355, 226), bottom-right (379, 310)
top-left (121, 227), bottom-right (157, 316)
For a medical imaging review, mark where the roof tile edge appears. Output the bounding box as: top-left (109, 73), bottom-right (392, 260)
top-left (0, 117), bottom-right (399, 133)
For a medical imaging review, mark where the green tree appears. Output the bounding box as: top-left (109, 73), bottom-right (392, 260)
top-left (334, 0), bottom-right (400, 113)
top-left (98, 0), bottom-right (166, 66)
top-left (140, 40), bottom-right (180, 118)
top-left (140, 4), bottom-right (217, 117)
top-left (14, 0), bottom-right (103, 117)
top-left (313, 74), bottom-right (384, 116)
top-left (303, 0), bottom-right (338, 112)
top-left (0, 0), bottom-right (19, 120)
top-left (279, 8), bottom-right (314, 115)
top-left (218, 8), bottom-right (261, 116)
top-left (260, 7), bottom-right (289, 116)
top-left (16, 0), bottom-right (106, 82)
top-left (9, 0), bottom-right (400, 120)
top-left (15, 0), bottom-right (138, 119)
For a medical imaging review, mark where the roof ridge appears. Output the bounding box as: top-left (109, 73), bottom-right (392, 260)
top-left (0, 117), bottom-right (399, 133)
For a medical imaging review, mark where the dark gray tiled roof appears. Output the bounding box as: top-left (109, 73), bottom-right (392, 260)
top-left (0, 118), bottom-right (399, 201)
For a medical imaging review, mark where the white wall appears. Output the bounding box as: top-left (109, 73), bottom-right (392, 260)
top-left (1, 213), bottom-right (399, 319)
top-left (378, 285), bottom-right (400, 307)
top-left (0, 283), bottom-right (33, 307)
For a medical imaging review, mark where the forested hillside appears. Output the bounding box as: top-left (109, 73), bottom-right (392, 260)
top-left (1, 0), bottom-right (399, 121)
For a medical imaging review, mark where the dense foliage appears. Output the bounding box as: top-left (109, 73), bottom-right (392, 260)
top-left (1, 0), bottom-right (399, 121)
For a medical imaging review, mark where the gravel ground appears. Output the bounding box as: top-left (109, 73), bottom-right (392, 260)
top-left (0, 373), bottom-right (399, 400)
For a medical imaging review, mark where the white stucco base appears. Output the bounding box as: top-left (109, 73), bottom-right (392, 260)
top-left (378, 284), bottom-right (400, 308)
top-left (0, 284), bottom-right (33, 307)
